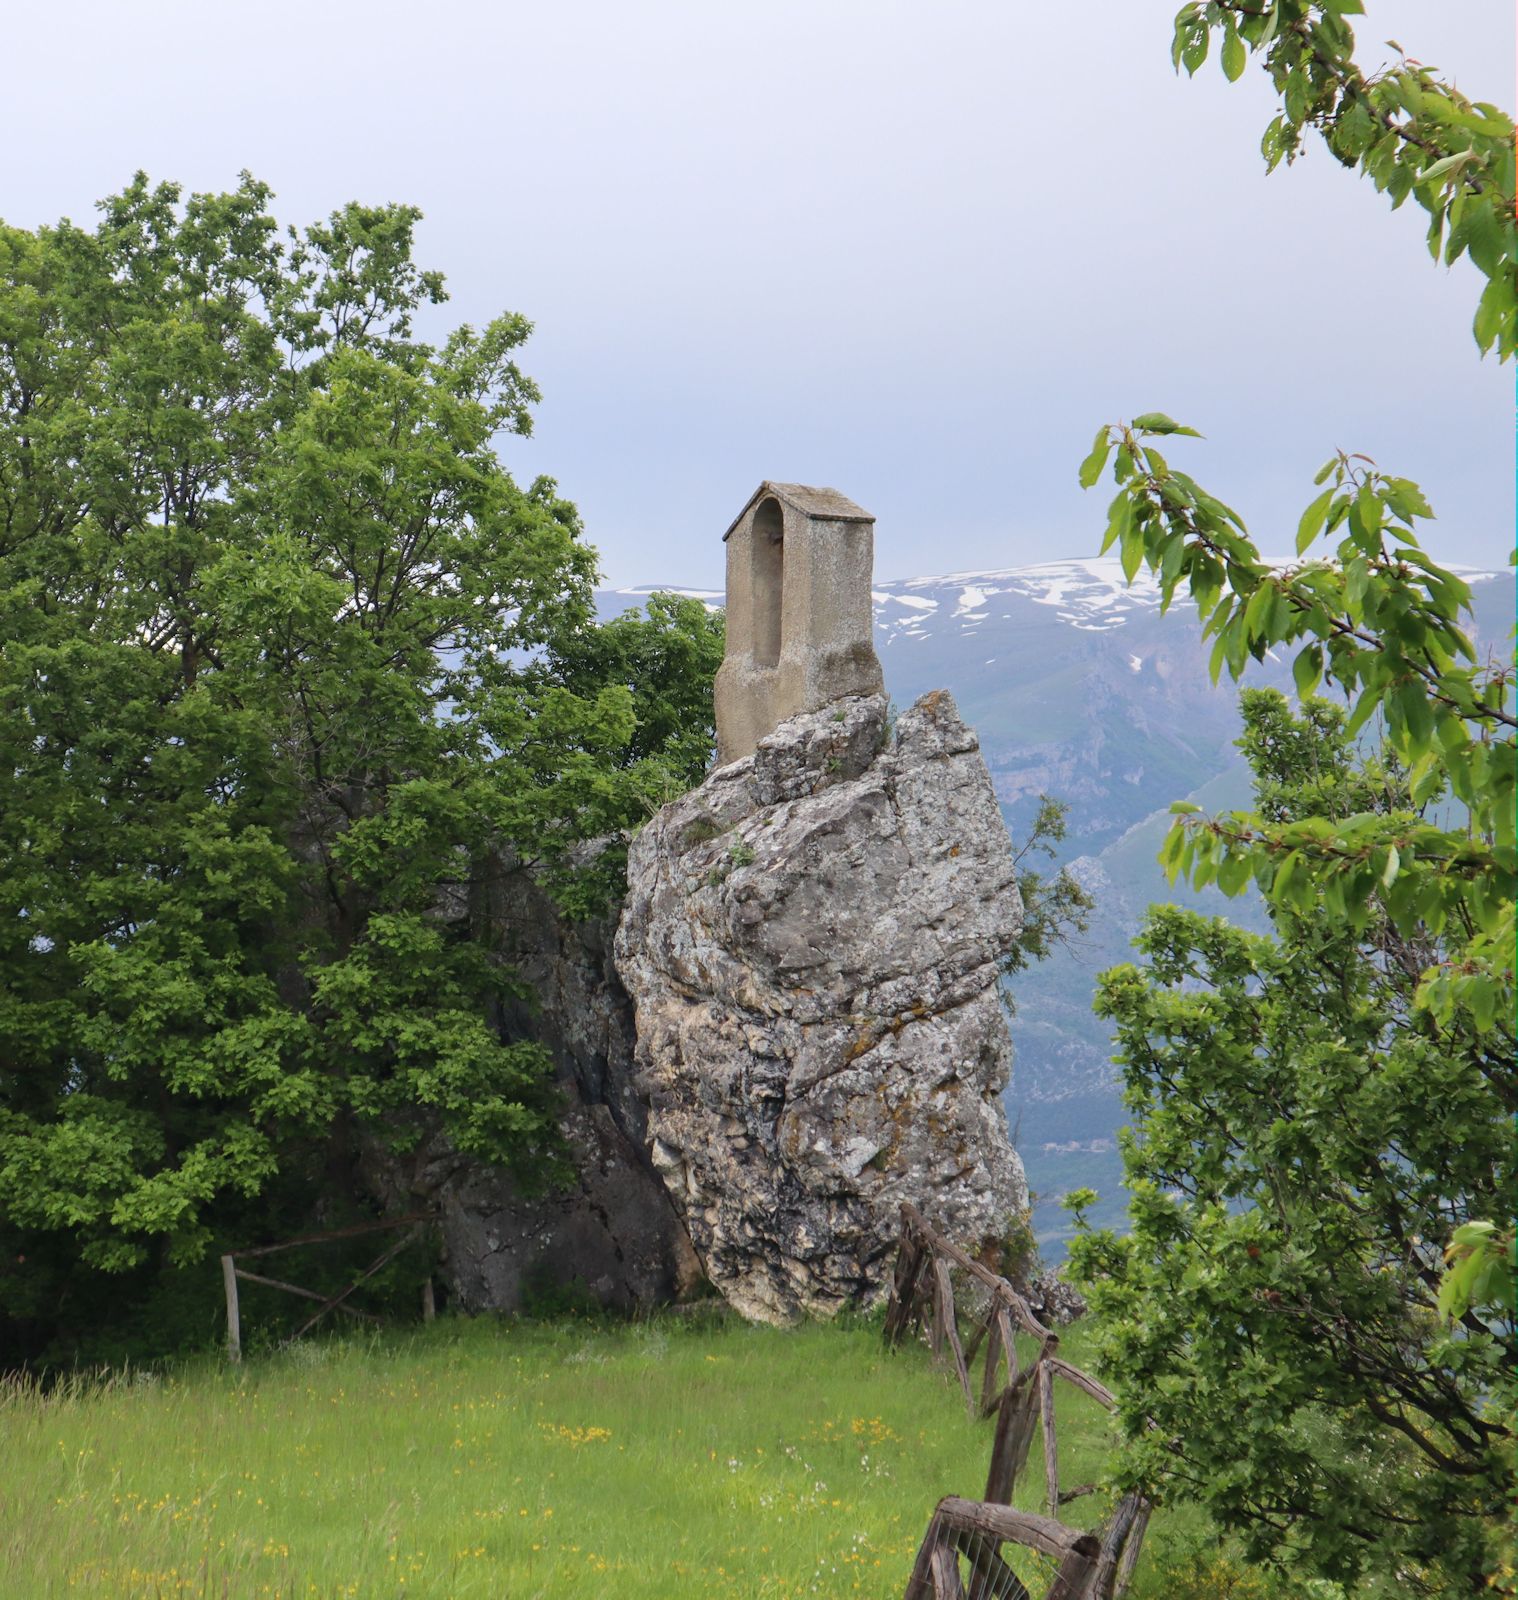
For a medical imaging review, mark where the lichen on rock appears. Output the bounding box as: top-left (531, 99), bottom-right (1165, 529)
top-left (614, 688), bottom-right (1030, 1324)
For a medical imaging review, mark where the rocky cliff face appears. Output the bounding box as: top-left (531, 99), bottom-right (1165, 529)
top-left (614, 690), bottom-right (1029, 1324)
top-left (363, 861), bottom-right (701, 1315)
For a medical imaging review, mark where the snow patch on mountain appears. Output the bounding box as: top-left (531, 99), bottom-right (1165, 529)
top-left (884, 558), bottom-right (1167, 635)
top-left (604, 557), bottom-right (1506, 640)
top-left (870, 556), bottom-right (1505, 639)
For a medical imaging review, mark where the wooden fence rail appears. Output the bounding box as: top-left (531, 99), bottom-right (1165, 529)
top-left (886, 1204), bottom-right (1149, 1600)
top-left (904, 1499), bottom-right (1099, 1600)
top-left (220, 1212), bottom-right (438, 1361)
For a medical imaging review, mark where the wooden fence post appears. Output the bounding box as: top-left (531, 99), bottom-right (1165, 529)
top-left (929, 1255), bottom-right (948, 1362)
top-left (422, 1278), bottom-right (436, 1323)
top-left (1042, 1534), bottom-right (1100, 1600)
top-left (984, 1366), bottom-right (1039, 1505)
top-left (933, 1257), bottom-right (974, 1414)
top-left (929, 1542), bottom-right (967, 1599)
top-left (885, 1209), bottom-right (1153, 1598)
top-left (979, 1311), bottom-right (1004, 1417)
top-left (885, 1227), bottom-right (922, 1348)
top-left (221, 1254), bottom-right (241, 1364)
top-left (903, 1507), bottom-right (944, 1600)
top-left (1038, 1361), bottom-right (1059, 1516)
top-left (1113, 1500), bottom-right (1151, 1600)
top-left (1091, 1492), bottom-right (1146, 1600)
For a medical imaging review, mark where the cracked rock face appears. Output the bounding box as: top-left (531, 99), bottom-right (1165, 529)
top-left (614, 690), bottom-right (1029, 1324)
top-left (363, 861), bottom-right (701, 1315)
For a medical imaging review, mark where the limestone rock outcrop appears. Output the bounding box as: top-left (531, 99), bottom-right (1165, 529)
top-left (614, 689), bottom-right (1029, 1323)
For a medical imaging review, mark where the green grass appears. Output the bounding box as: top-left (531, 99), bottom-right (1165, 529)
top-left (1, 1312), bottom-right (1258, 1599)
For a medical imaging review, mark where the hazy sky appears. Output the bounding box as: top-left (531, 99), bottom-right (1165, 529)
top-left (3, 1), bottom-right (1511, 586)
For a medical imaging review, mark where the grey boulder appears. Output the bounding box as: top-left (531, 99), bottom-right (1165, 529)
top-left (614, 689), bottom-right (1029, 1323)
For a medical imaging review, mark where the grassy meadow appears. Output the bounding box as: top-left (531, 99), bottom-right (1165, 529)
top-left (2, 1311), bottom-right (1267, 1600)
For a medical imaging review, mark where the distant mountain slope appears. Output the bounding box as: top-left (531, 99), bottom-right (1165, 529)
top-left (602, 561), bottom-right (1514, 1256)
top-left (872, 559), bottom-right (1295, 855)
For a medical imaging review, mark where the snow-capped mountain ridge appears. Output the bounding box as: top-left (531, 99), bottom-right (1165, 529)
top-left (613, 556), bottom-right (1505, 640)
top-left (877, 559), bottom-right (1168, 636)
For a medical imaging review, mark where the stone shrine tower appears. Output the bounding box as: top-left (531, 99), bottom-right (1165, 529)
top-left (714, 482), bottom-right (885, 764)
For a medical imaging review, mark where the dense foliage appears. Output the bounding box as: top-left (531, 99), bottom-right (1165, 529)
top-left (1066, 5), bottom-right (1514, 1593)
top-left (0, 176), bottom-right (722, 1360)
top-left (1074, 693), bottom-right (1511, 1589)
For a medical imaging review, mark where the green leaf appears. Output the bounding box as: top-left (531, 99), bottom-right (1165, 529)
top-left (1409, 753), bottom-right (1447, 807)
top-left (1101, 490), bottom-right (1134, 556)
top-left (1418, 150), bottom-right (1478, 186)
top-left (1131, 413), bottom-right (1200, 437)
top-left (1425, 204), bottom-right (1446, 262)
top-left (1159, 821), bottom-right (1189, 868)
top-left (1382, 477), bottom-right (1433, 523)
top-left (1461, 198), bottom-right (1504, 277)
top-left (1221, 23), bottom-right (1246, 82)
top-left (1079, 426), bottom-right (1113, 489)
top-left (1348, 484), bottom-right (1381, 546)
top-left (1284, 67), bottom-right (1310, 124)
top-left (1171, 17), bottom-right (1190, 71)
top-left (1208, 630), bottom-right (1230, 686)
top-left (1392, 678), bottom-right (1435, 754)
top-left (1473, 274), bottom-right (1508, 355)
top-left (1296, 488), bottom-right (1335, 554)
top-left (1344, 686), bottom-right (1380, 738)
top-left (1470, 977), bottom-right (1498, 1033)
top-left (1120, 525), bottom-right (1146, 584)
top-left (1438, 1250), bottom-right (1480, 1319)
top-left (1217, 852), bottom-right (1252, 896)
top-left (1292, 645), bottom-right (1323, 699)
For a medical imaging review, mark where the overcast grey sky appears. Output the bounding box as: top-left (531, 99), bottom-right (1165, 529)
top-left (3, 1), bottom-right (1510, 586)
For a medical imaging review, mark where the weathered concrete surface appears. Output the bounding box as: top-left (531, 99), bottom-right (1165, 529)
top-left (714, 482), bottom-right (885, 764)
top-left (615, 689), bottom-right (1029, 1324)
top-left (363, 861), bottom-right (701, 1314)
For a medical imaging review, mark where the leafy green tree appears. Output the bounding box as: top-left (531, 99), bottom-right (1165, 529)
top-left (1000, 795), bottom-right (1096, 1004)
top-left (1072, 691), bottom-right (1511, 1588)
top-left (0, 175), bottom-right (721, 1351)
top-left (549, 591), bottom-right (725, 773)
top-left (1063, 5), bottom-right (1514, 1591)
top-left (544, 591), bottom-right (726, 909)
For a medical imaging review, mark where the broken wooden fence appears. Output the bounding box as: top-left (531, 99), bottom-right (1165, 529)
top-left (220, 1212), bottom-right (438, 1362)
top-left (886, 1203), bottom-right (1150, 1600)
